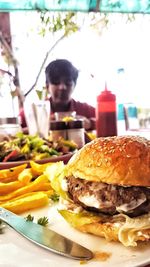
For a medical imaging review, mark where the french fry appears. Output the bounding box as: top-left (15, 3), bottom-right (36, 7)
top-left (0, 191), bottom-right (49, 214)
top-left (34, 183), bottom-right (53, 192)
top-left (0, 190), bottom-right (53, 204)
top-left (30, 160), bottom-right (53, 176)
top-left (0, 161), bottom-right (58, 214)
top-left (0, 180), bottom-right (24, 195)
top-left (0, 164), bottom-right (27, 183)
top-left (43, 190), bottom-right (54, 197)
top-left (18, 168), bottom-right (34, 184)
top-left (0, 174), bottom-right (49, 202)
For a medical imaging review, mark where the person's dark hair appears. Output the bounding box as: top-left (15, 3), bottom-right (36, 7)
top-left (45, 59), bottom-right (79, 86)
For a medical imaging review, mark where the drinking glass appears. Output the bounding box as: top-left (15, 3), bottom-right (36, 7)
top-left (24, 100), bottom-right (50, 138)
top-left (54, 111), bottom-right (76, 121)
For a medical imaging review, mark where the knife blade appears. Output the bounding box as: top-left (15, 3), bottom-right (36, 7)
top-left (0, 207), bottom-right (93, 260)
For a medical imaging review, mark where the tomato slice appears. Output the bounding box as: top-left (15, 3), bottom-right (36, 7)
top-left (3, 150), bottom-right (19, 162)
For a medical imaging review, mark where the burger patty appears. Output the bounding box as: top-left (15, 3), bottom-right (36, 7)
top-left (67, 176), bottom-right (150, 217)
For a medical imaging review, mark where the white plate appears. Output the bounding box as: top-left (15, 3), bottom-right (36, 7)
top-left (0, 205), bottom-right (150, 267)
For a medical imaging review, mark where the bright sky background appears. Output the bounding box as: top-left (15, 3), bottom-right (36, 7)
top-left (1, 11), bottom-right (150, 118)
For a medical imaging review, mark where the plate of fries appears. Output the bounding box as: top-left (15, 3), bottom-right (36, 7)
top-left (0, 161), bottom-right (150, 267)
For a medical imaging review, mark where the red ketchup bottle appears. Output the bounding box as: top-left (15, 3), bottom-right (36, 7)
top-left (96, 84), bottom-right (117, 137)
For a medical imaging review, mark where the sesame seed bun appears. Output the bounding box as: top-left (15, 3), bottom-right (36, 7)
top-left (66, 135), bottom-right (150, 187)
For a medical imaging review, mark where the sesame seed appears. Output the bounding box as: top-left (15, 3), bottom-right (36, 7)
top-left (97, 163), bottom-right (101, 167)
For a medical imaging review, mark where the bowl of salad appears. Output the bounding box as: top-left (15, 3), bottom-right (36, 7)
top-left (0, 132), bottom-right (77, 169)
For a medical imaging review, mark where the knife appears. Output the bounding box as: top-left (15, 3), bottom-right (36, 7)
top-left (0, 207), bottom-right (93, 260)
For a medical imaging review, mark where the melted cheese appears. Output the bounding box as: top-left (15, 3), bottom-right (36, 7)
top-left (79, 193), bottom-right (114, 209)
top-left (61, 178), bottom-right (68, 191)
top-left (118, 213), bottom-right (150, 246)
top-left (116, 196), bottom-right (146, 212)
top-left (79, 194), bottom-right (100, 208)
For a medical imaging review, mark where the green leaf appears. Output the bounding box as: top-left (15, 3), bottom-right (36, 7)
top-left (25, 214), bottom-right (49, 227)
top-left (25, 214), bottom-right (34, 222)
top-left (59, 210), bottom-right (101, 228)
top-left (50, 193), bottom-right (60, 202)
top-left (37, 216), bottom-right (49, 226)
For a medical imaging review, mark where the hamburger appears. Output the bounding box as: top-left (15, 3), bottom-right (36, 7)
top-left (48, 135), bottom-right (150, 247)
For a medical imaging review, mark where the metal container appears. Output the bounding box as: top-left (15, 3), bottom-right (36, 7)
top-left (67, 120), bottom-right (85, 148)
top-left (49, 121), bottom-right (67, 141)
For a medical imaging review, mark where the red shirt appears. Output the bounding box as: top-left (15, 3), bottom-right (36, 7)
top-left (19, 98), bottom-right (96, 128)
top-left (50, 98), bottom-right (95, 118)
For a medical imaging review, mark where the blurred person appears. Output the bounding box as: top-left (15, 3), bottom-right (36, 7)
top-left (19, 59), bottom-right (96, 132)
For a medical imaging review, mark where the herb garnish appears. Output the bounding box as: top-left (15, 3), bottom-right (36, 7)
top-left (50, 193), bottom-right (60, 202)
top-left (25, 214), bottom-right (34, 222)
top-left (25, 214), bottom-right (49, 226)
top-left (37, 216), bottom-right (49, 226)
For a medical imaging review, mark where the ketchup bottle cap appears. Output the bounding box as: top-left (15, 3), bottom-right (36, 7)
top-left (97, 83), bottom-right (116, 101)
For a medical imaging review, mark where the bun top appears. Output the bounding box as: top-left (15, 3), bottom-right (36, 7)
top-left (66, 136), bottom-right (150, 186)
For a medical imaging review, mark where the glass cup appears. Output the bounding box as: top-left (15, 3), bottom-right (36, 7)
top-left (0, 117), bottom-right (21, 138)
top-left (54, 111), bottom-right (76, 121)
top-left (24, 100), bottom-right (50, 138)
